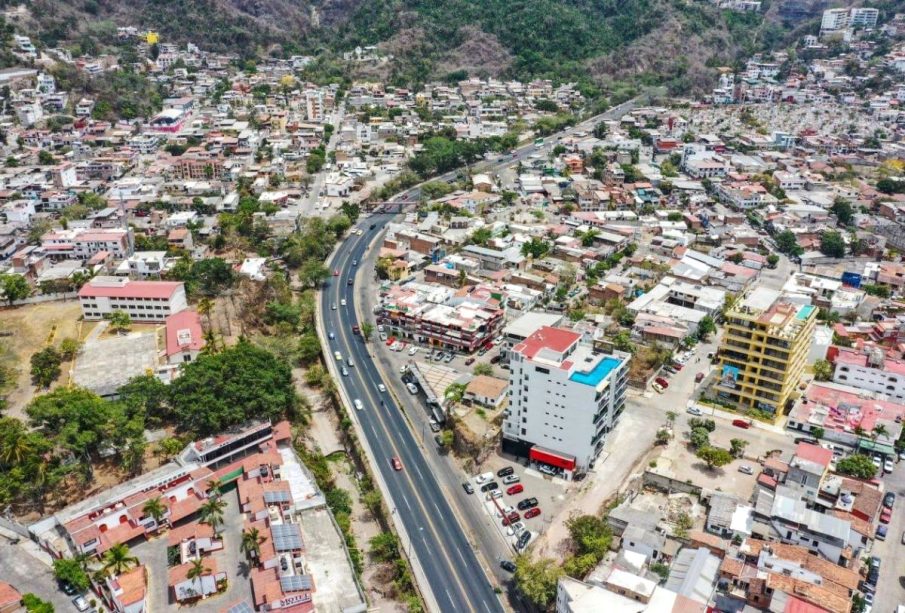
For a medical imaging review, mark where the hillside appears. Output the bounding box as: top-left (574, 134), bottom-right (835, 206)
top-left (2, 0), bottom-right (887, 93)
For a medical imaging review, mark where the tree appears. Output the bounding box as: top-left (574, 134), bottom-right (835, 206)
top-left (696, 446), bottom-right (733, 469)
top-left (766, 254), bottom-right (779, 268)
top-left (688, 417), bottom-right (716, 432)
top-left (819, 230), bottom-right (846, 258)
top-left (872, 424), bottom-right (889, 442)
top-left (813, 359), bottom-right (833, 381)
top-left (439, 429), bottom-right (454, 448)
top-left (30, 347), bottom-right (62, 388)
top-left (199, 496), bottom-right (227, 534)
top-left (514, 556), bottom-right (563, 608)
top-left (186, 557), bottom-right (210, 581)
top-left (241, 527), bottom-right (266, 560)
top-left (473, 363), bottom-right (494, 377)
top-left (520, 237), bottom-right (550, 259)
top-left (206, 478), bottom-right (223, 498)
top-left (156, 437), bottom-right (184, 460)
top-left (102, 543), bottom-right (139, 576)
top-left (696, 316), bottom-right (716, 341)
top-left (689, 427), bottom-right (710, 450)
top-left (21, 594), bottom-right (54, 613)
top-left (0, 273), bottom-right (29, 304)
top-left (38, 150), bottom-right (55, 165)
top-left (361, 490), bottom-right (383, 516)
top-left (835, 454), bottom-right (876, 479)
top-left (369, 531), bottom-right (399, 562)
top-left (170, 340), bottom-right (296, 436)
top-left (811, 427), bottom-right (825, 440)
top-left (108, 310), bottom-right (132, 334)
top-left (360, 322), bottom-right (374, 341)
top-left (565, 514), bottom-right (612, 559)
top-left (142, 497), bottom-right (167, 528)
top-left (613, 330), bottom-right (634, 353)
top-left (729, 438), bottom-right (749, 458)
top-left (59, 338), bottom-right (82, 360)
top-left (655, 428), bottom-right (671, 445)
top-left (298, 259), bottom-right (330, 288)
top-left (53, 558), bottom-right (90, 592)
top-left (190, 258), bottom-right (236, 296)
top-left (830, 198), bottom-right (854, 227)
top-left (579, 228), bottom-right (599, 247)
top-left (774, 230), bottom-right (803, 256)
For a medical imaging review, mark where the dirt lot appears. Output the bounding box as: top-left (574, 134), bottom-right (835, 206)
top-left (0, 300), bottom-right (95, 419)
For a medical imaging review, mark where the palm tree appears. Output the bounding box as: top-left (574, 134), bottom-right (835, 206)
top-left (0, 431), bottom-right (32, 466)
top-left (872, 424), bottom-right (889, 441)
top-left (186, 557), bottom-right (210, 581)
top-left (580, 228), bottom-right (599, 247)
top-left (102, 544), bottom-right (139, 576)
top-left (206, 478), bottom-right (223, 499)
top-left (240, 527), bottom-right (265, 560)
top-left (853, 426), bottom-right (867, 439)
top-left (142, 497), bottom-right (167, 529)
top-left (199, 497), bottom-right (226, 535)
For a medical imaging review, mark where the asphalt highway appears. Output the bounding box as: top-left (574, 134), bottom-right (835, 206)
top-left (317, 96), bottom-right (645, 611)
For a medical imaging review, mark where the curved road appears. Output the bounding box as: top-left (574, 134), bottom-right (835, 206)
top-left (317, 96), bottom-right (645, 611)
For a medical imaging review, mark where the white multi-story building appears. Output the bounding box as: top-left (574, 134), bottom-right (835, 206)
top-left (305, 90), bottom-right (324, 122)
top-left (502, 326), bottom-right (629, 478)
top-left (849, 7), bottom-right (879, 28)
top-left (41, 228), bottom-right (132, 260)
top-left (821, 8), bottom-right (850, 32)
top-left (78, 277), bottom-right (187, 321)
top-left (832, 346), bottom-right (905, 403)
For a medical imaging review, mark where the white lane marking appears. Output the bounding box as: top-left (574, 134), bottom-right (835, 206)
top-left (402, 492), bottom-right (412, 512)
top-left (482, 600), bottom-right (492, 613)
top-left (446, 589), bottom-right (455, 609)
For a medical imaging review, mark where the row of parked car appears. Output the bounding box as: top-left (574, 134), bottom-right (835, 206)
top-left (464, 466), bottom-right (541, 555)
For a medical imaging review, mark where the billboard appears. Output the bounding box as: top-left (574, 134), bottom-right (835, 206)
top-left (720, 364), bottom-right (740, 389)
top-left (841, 271), bottom-right (862, 288)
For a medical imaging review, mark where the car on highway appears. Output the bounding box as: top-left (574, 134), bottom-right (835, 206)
top-left (883, 492), bottom-right (895, 509)
top-left (340, 298), bottom-right (347, 306)
top-left (347, 278), bottom-right (353, 285)
top-left (506, 522), bottom-right (525, 536)
top-left (524, 508), bottom-right (541, 519)
top-left (406, 382), bottom-right (419, 395)
top-left (333, 269), bottom-right (339, 276)
top-left (502, 474), bottom-right (520, 485)
top-left (341, 367), bottom-right (349, 377)
top-left (480, 481), bottom-right (499, 493)
top-left (462, 482), bottom-right (474, 495)
top-left (506, 484), bottom-right (523, 495)
top-left (353, 399), bottom-right (363, 411)
top-left (517, 497), bottom-right (538, 510)
top-left (334, 351), bottom-right (343, 362)
top-left (328, 331), bottom-right (335, 340)
top-left (686, 406), bottom-right (703, 416)
top-left (499, 560), bottom-right (517, 573)
top-left (497, 466), bottom-right (515, 478)
top-left (377, 383), bottom-right (386, 393)
top-left (352, 259), bottom-right (358, 266)
top-left (347, 358), bottom-right (354, 367)
top-left (390, 457), bottom-right (403, 471)
top-left (331, 303), bottom-right (337, 310)
top-left (352, 324), bottom-right (359, 335)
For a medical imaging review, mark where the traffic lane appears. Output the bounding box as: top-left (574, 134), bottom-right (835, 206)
top-left (872, 467), bottom-right (905, 609)
top-left (339, 299), bottom-right (502, 611)
top-left (326, 247), bottom-right (496, 611)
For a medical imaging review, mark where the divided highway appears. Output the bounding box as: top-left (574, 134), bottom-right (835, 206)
top-left (316, 96), bottom-right (645, 610)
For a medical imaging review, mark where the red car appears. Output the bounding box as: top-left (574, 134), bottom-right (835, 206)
top-left (524, 508), bottom-right (541, 519)
top-left (386, 336), bottom-right (396, 346)
top-left (880, 508), bottom-right (893, 524)
top-left (732, 419), bottom-right (752, 429)
top-left (655, 377), bottom-right (669, 388)
top-left (507, 484), bottom-right (524, 495)
top-left (390, 457), bottom-right (403, 471)
top-left (352, 324), bottom-right (360, 335)
top-left (333, 269), bottom-right (339, 276)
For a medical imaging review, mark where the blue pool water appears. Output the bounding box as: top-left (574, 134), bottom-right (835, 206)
top-left (570, 356), bottom-right (622, 386)
top-left (797, 305), bottom-right (816, 320)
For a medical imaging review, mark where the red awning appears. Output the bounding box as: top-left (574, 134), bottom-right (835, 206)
top-left (530, 446), bottom-right (576, 471)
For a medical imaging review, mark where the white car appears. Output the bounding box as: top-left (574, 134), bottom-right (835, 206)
top-left (506, 522), bottom-right (526, 536)
top-left (347, 358), bottom-right (354, 367)
top-left (884, 459), bottom-right (895, 474)
top-left (738, 465), bottom-right (753, 475)
top-left (377, 383), bottom-right (386, 393)
top-left (502, 474), bottom-right (520, 485)
top-left (475, 472), bottom-right (494, 484)
top-left (406, 382), bottom-right (419, 395)
top-left (379, 333), bottom-right (388, 341)
top-left (408, 346), bottom-right (418, 356)
top-left (353, 399), bottom-right (364, 411)
top-left (377, 324), bottom-right (385, 333)
top-left (73, 596), bottom-right (90, 612)
top-left (340, 298), bottom-right (347, 306)
top-left (686, 406), bottom-right (703, 416)
top-left (486, 490), bottom-right (503, 500)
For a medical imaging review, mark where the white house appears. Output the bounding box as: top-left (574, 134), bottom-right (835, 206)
top-left (78, 277), bottom-right (187, 321)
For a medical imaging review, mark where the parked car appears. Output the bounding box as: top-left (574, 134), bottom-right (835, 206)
top-left (490, 355), bottom-right (502, 364)
top-left (884, 459), bottom-right (894, 473)
top-left (506, 522), bottom-right (526, 536)
top-left (480, 481), bottom-right (499, 493)
top-left (406, 382), bottom-right (419, 395)
top-left (486, 490), bottom-right (503, 500)
top-left (516, 531), bottom-right (532, 550)
top-left (475, 472), bottom-right (493, 484)
top-left (652, 382), bottom-right (664, 394)
top-left (686, 406), bottom-right (703, 416)
top-left (883, 492), bottom-right (895, 509)
top-left (462, 482), bottom-right (474, 495)
top-left (517, 497), bottom-right (539, 510)
top-left (738, 465), bottom-right (753, 475)
top-left (59, 582), bottom-right (77, 596)
top-left (507, 484), bottom-right (524, 495)
top-left (655, 377), bottom-right (669, 388)
top-left (793, 437), bottom-right (818, 445)
top-left (524, 507), bottom-right (541, 519)
top-left (443, 353), bottom-right (454, 363)
top-left (497, 466), bottom-right (515, 478)
top-left (408, 346), bottom-right (418, 356)
top-left (429, 420), bottom-right (441, 433)
top-left (73, 596), bottom-right (90, 612)
top-left (502, 474), bottom-right (520, 485)
top-left (499, 560), bottom-right (517, 573)
top-left (880, 508), bottom-right (893, 524)
top-left (875, 525), bottom-right (887, 541)
top-left (732, 419), bottom-right (752, 429)
top-left (695, 372), bottom-right (705, 383)
top-left (464, 357), bottom-right (475, 365)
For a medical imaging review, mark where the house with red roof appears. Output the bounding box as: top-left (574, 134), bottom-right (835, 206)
top-left (0, 582), bottom-right (21, 613)
top-left (78, 275), bottom-right (187, 321)
top-left (165, 310), bottom-right (206, 364)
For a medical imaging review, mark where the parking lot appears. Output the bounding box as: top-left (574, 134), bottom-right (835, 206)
top-left (0, 539), bottom-right (81, 611)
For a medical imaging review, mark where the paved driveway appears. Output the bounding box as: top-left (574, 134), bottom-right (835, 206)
top-left (0, 539), bottom-right (80, 611)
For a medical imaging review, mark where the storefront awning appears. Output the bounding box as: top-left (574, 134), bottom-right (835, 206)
top-left (530, 446), bottom-right (576, 471)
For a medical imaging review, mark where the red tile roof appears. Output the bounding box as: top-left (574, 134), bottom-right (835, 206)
top-left (513, 326), bottom-right (580, 360)
top-left (78, 279), bottom-right (183, 300)
top-left (794, 442), bottom-right (833, 468)
top-left (0, 581), bottom-right (21, 607)
top-left (165, 310), bottom-right (205, 357)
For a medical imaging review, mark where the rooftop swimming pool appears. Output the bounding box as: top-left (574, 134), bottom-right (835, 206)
top-left (797, 304), bottom-right (816, 320)
top-left (570, 356), bottom-right (622, 386)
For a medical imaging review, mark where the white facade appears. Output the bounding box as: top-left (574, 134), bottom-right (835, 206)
top-left (850, 7), bottom-right (879, 28)
top-left (502, 326), bottom-right (629, 476)
top-left (833, 348), bottom-right (905, 403)
top-left (78, 277), bottom-right (187, 322)
top-left (821, 8), bottom-right (849, 32)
